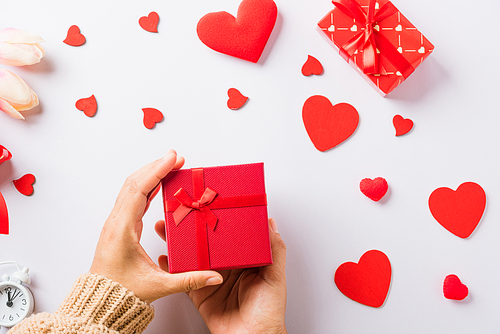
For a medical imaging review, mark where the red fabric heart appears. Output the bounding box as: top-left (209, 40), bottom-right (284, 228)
top-left (76, 95), bottom-right (97, 117)
top-left (443, 274), bottom-right (468, 300)
top-left (393, 115), bottom-right (413, 136)
top-left (0, 191), bottom-right (8, 235)
top-left (196, 0), bottom-right (278, 63)
top-left (143, 108), bottom-right (163, 129)
top-left (360, 177), bottom-right (388, 202)
top-left (0, 145), bottom-right (12, 166)
top-left (227, 88), bottom-right (248, 110)
top-left (335, 250), bottom-right (391, 308)
top-left (63, 25), bottom-right (86, 46)
top-left (301, 55), bottom-right (323, 76)
top-left (429, 182), bottom-right (486, 239)
top-left (139, 12), bottom-right (159, 33)
top-left (302, 96), bottom-right (359, 152)
top-left (13, 174), bottom-right (36, 196)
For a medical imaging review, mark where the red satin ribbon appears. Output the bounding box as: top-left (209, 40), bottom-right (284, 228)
top-left (166, 168), bottom-right (267, 270)
top-left (332, 0), bottom-right (414, 78)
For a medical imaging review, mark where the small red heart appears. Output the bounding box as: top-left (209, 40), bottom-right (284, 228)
top-left (443, 274), bottom-right (468, 300)
top-left (197, 0), bottom-right (278, 63)
top-left (360, 177), bottom-right (388, 202)
top-left (302, 96), bottom-right (359, 152)
top-left (13, 174), bottom-right (36, 196)
top-left (76, 95), bottom-right (97, 117)
top-left (63, 25), bottom-right (86, 46)
top-left (393, 115), bottom-right (413, 136)
top-left (143, 108), bottom-right (163, 129)
top-left (429, 182), bottom-right (486, 239)
top-left (227, 88), bottom-right (249, 110)
top-left (0, 145), bottom-right (12, 165)
top-left (301, 55), bottom-right (323, 76)
top-left (335, 250), bottom-right (392, 308)
top-left (0, 191), bottom-right (8, 235)
top-left (139, 12), bottom-right (159, 33)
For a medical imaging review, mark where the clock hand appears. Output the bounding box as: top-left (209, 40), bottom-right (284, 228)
top-left (6, 291), bottom-right (13, 307)
top-left (11, 289), bottom-right (20, 301)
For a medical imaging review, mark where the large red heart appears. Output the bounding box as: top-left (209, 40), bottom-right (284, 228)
top-left (63, 25), bottom-right (86, 47)
top-left (196, 0), bottom-right (278, 63)
top-left (334, 250), bottom-right (391, 308)
top-left (142, 108), bottom-right (163, 129)
top-left (429, 182), bottom-right (486, 238)
top-left (139, 12), bottom-right (159, 33)
top-left (443, 274), bottom-right (468, 300)
top-left (360, 177), bottom-right (388, 202)
top-left (393, 115), bottom-right (413, 136)
top-left (227, 88), bottom-right (248, 110)
top-left (13, 174), bottom-right (36, 196)
top-left (302, 96), bottom-right (359, 152)
top-left (0, 191), bottom-right (8, 235)
top-left (76, 95), bottom-right (97, 117)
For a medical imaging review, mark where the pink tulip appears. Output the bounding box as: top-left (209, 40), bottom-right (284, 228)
top-left (0, 28), bottom-right (44, 66)
top-left (0, 69), bottom-right (38, 120)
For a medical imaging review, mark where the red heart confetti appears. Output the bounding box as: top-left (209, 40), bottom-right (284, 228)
top-left (227, 88), bottom-right (249, 110)
top-left (429, 182), bottom-right (486, 239)
top-left (76, 95), bottom-right (97, 117)
top-left (0, 145), bottom-right (12, 166)
top-left (13, 174), bottom-right (36, 196)
top-left (143, 108), bottom-right (163, 129)
top-left (63, 25), bottom-right (86, 46)
top-left (196, 0), bottom-right (278, 63)
top-left (139, 12), bottom-right (159, 33)
top-left (393, 115), bottom-right (414, 136)
top-left (0, 191), bottom-right (8, 235)
top-left (334, 250), bottom-right (392, 308)
top-left (360, 177), bottom-right (388, 202)
top-left (443, 274), bottom-right (468, 300)
top-left (302, 96), bottom-right (359, 152)
top-left (301, 55), bottom-right (323, 76)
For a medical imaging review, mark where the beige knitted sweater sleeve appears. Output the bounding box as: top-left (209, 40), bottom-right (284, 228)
top-left (7, 273), bottom-right (154, 334)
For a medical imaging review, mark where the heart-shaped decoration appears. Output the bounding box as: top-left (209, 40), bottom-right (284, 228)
top-left (393, 115), bottom-right (413, 136)
top-left (418, 46), bottom-right (425, 54)
top-left (395, 24), bottom-right (402, 32)
top-left (360, 177), bottom-right (388, 202)
top-left (76, 95), bottom-right (97, 117)
top-left (139, 12), bottom-right (159, 33)
top-left (13, 174), bottom-right (36, 196)
top-left (0, 145), bottom-right (12, 165)
top-left (227, 88), bottom-right (249, 110)
top-left (301, 55), bottom-right (323, 76)
top-left (63, 25), bottom-right (86, 46)
top-left (429, 182), bottom-right (486, 239)
top-left (328, 25), bottom-right (335, 32)
top-left (302, 96), bottom-right (359, 152)
top-left (350, 24), bottom-right (358, 32)
top-left (196, 0), bottom-right (278, 63)
top-left (142, 108), bottom-right (163, 129)
top-left (335, 250), bottom-right (392, 308)
top-left (397, 46), bottom-right (403, 53)
top-left (0, 191), bottom-right (8, 235)
top-left (443, 274), bottom-right (468, 300)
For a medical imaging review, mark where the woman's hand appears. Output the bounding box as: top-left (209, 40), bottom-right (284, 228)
top-left (90, 150), bottom-right (223, 303)
top-left (155, 218), bottom-right (288, 334)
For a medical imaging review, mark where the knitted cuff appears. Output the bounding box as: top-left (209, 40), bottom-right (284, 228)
top-left (56, 273), bottom-right (154, 334)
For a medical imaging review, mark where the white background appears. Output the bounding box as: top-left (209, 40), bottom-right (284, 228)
top-left (0, 0), bottom-right (499, 333)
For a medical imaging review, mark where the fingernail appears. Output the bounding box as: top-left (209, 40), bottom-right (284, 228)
top-left (162, 152), bottom-right (175, 160)
top-left (206, 277), bottom-right (223, 286)
top-left (270, 218), bottom-right (279, 233)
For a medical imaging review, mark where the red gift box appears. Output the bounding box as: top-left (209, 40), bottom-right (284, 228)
top-left (318, 0), bottom-right (434, 96)
top-left (162, 163), bottom-right (272, 273)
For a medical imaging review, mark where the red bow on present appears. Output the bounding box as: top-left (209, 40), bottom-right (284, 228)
top-left (332, 0), bottom-right (414, 78)
top-left (173, 187), bottom-right (218, 230)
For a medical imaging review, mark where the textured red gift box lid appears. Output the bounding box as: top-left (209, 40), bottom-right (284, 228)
top-left (162, 163), bottom-right (272, 273)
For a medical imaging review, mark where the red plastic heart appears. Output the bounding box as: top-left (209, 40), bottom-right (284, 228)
top-left (0, 145), bottom-right (12, 165)
top-left (443, 274), bottom-right (468, 300)
top-left (76, 95), bottom-right (97, 117)
top-left (0, 191), bottom-right (8, 235)
top-left (302, 96), bottom-right (359, 152)
top-left (227, 88), bottom-right (249, 110)
top-left (334, 250), bottom-right (392, 308)
top-left (63, 25), bottom-right (86, 46)
top-left (143, 108), bottom-right (163, 129)
top-left (13, 174), bottom-right (36, 196)
top-left (196, 0), bottom-right (277, 63)
top-left (360, 177), bottom-right (388, 202)
top-left (393, 115), bottom-right (413, 136)
top-left (139, 12), bottom-right (159, 33)
top-left (301, 55), bottom-right (323, 76)
top-left (429, 182), bottom-right (486, 238)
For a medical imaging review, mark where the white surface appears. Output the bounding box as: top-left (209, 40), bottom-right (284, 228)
top-left (0, 0), bottom-right (499, 333)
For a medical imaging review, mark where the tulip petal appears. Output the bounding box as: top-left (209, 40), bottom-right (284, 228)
top-left (0, 43), bottom-right (41, 66)
top-left (0, 69), bottom-right (33, 105)
top-left (0, 28), bottom-right (44, 44)
top-left (0, 98), bottom-right (25, 120)
top-left (13, 86), bottom-right (38, 111)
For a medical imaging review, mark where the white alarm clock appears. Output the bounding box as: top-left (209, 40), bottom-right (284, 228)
top-left (0, 262), bottom-right (34, 328)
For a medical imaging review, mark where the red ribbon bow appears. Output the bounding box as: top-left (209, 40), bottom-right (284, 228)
top-left (332, 0), bottom-right (414, 78)
top-left (173, 187), bottom-right (218, 230)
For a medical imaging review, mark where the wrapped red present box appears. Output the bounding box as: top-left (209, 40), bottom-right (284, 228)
top-left (162, 163), bottom-right (272, 273)
top-left (318, 0), bottom-right (434, 96)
